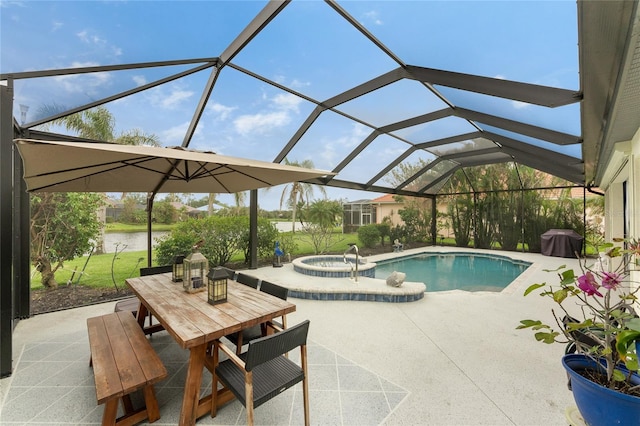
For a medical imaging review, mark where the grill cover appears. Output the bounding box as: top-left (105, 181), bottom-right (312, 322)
top-left (541, 229), bottom-right (584, 258)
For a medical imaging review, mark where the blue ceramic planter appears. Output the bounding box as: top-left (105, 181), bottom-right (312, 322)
top-left (562, 354), bottom-right (640, 426)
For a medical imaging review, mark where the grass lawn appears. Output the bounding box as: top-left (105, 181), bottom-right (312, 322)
top-left (32, 231), bottom-right (363, 290)
top-left (105, 222), bottom-right (175, 233)
top-left (33, 231), bottom-right (598, 291)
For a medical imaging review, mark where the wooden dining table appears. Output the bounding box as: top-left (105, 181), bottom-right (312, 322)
top-left (125, 272), bottom-right (296, 426)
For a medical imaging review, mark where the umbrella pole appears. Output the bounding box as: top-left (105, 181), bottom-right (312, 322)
top-left (249, 189), bottom-right (258, 269)
top-left (146, 194), bottom-right (155, 268)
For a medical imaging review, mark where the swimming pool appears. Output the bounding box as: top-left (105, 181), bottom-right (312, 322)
top-left (375, 252), bottom-right (531, 292)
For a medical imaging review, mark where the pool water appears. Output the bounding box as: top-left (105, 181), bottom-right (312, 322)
top-left (375, 253), bottom-right (531, 292)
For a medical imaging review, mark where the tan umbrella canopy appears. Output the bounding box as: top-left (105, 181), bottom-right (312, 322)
top-left (14, 139), bottom-right (333, 194)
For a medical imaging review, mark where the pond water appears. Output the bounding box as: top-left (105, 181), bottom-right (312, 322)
top-left (102, 231), bottom-right (169, 253)
top-left (101, 222), bottom-right (304, 253)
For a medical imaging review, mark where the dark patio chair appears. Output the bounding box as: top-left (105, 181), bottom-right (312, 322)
top-left (220, 266), bottom-right (236, 281)
top-left (114, 264), bottom-right (172, 331)
top-left (236, 272), bottom-right (259, 289)
top-left (259, 280), bottom-right (289, 330)
top-left (226, 280), bottom-right (289, 354)
top-left (212, 320), bottom-right (310, 426)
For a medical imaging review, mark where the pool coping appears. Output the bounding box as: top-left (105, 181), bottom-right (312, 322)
top-left (292, 254), bottom-right (377, 278)
top-left (247, 246), bottom-right (546, 303)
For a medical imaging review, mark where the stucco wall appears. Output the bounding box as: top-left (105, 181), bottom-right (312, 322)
top-left (631, 128), bottom-right (640, 296)
top-left (603, 127), bottom-right (640, 300)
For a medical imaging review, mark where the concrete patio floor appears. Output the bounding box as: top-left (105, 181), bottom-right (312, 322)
top-left (1, 247), bottom-right (581, 425)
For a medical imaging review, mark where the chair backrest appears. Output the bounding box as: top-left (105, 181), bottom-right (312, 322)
top-left (259, 280), bottom-right (288, 301)
top-left (220, 267), bottom-right (236, 281)
top-left (245, 320), bottom-right (309, 371)
top-left (140, 265), bottom-right (173, 276)
top-left (236, 272), bottom-right (259, 289)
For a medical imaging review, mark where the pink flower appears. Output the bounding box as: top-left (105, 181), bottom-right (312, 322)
top-left (577, 272), bottom-right (602, 296)
top-left (601, 272), bottom-right (622, 290)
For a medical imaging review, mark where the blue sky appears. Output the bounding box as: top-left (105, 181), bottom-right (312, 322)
top-left (1, 0), bottom-right (580, 211)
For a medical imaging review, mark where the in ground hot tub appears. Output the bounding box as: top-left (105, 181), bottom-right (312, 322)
top-left (292, 255), bottom-right (376, 278)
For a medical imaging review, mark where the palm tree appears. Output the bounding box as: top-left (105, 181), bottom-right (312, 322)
top-left (42, 105), bottom-right (160, 201)
top-left (278, 158), bottom-right (327, 233)
top-left (207, 193), bottom-right (218, 216)
top-left (232, 191), bottom-right (247, 215)
top-left (38, 105), bottom-right (160, 252)
top-left (40, 104), bottom-right (160, 146)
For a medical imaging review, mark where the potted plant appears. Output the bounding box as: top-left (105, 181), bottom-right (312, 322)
top-left (518, 237), bottom-right (640, 425)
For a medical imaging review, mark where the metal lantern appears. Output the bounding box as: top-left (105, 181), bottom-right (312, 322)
top-left (171, 255), bottom-right (185, 282)
top-left (183, 248), bottom-right (208, 293)
top-left (207, 267), bottom-right (228, 305)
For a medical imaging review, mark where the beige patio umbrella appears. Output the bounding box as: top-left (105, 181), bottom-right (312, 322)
top-left (14, 139), bottom-right (333, 193)
top-left (14, 138), bottom-right (334, 265)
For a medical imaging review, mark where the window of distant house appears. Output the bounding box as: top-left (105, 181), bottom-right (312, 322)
top-left (343, 203), bottom-right (376, 228)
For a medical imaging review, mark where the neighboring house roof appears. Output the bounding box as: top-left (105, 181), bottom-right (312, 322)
top-left (343, 199), bottom-right (372, 205)
top-left (169, 202), bottom-right (199, 212)
top-left (371, 194), bottom-right (399, 204)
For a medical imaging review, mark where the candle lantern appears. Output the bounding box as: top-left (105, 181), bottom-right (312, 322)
top-left (207, 267), bottom-right (228, 305)
top-left (171, 255), bottom-right (185, 282)
top-left (183, 248), bottom-right (208, 293)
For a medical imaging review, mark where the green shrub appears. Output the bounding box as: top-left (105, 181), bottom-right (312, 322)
top-left (238, 217), bottom-right (280, 262)
top-left (276, 233), bottom-right (297, 258)
top-left (375, 223), bottom-right (390, 246)
top-left (155, 225), bottom-right (199, 265)
top-left (357, 224), bottom-right (380, 249)
top-left (155, 216), bottom-right (280, 267)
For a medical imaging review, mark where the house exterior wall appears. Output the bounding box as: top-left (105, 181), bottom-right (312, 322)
top-left (602, 127), bottom-right (640, 301)
top-left (631, 129), bottom-right (639, 296)
top-left (375, 203), bottom-right (404, 227)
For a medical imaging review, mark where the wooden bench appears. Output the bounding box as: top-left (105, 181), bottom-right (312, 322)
top-left (87, 311), bottom-right (167, 426)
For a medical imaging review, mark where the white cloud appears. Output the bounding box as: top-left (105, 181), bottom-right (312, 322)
top-left (229, 91), bottom-right (303, 136)
top-left (290, 79), bottom-right (311, 89)
top-left (69, 60), bottom-right (101, 69)
top-left (364, 10), bottom-right (383, 25)
top-left (53, 62), bottom-right (111, 94)
top-left (319, 123), bottom-right (370, 168)
top-left (494, 74), bottom-right (506, 80)
top-left (511, 100), bottom-right (530, 109)
top-left (160, 121), bottom-right (199, 146)
top-left (76, 30), bottom-right (106, 46)
top-left (209, 102), bottom-right (237, 121)
top-left (272, 93), bottom-right (302, 112)
top-left (52, 21), bottom-right (63, 32)
top-left (146, 84), bottom-right (194, 110)
top-left (234, 110), bottom-right (290, 136)
top-left (161, 90), bottom-right (193, 108)
top-left (132, 75), bottom-right (147, 86)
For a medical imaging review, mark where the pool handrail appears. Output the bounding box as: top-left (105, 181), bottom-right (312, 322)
top-left (343, 244), bottom-right (359, 282)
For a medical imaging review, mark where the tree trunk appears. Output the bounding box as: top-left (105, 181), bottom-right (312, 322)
top-left (36, 256), bottom-right (58, 288)
top-left (291, 189), bottom-right (299, 233)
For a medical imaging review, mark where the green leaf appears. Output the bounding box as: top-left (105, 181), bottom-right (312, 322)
top-left (626, 318), bottom-right (640, 332)
top-left (607, 247), bottom-right (621, 258)
top-left (612, 369), bottom-right (626, 382)
top-left (523, 283), bottom-right (546, 296)
top-left (564, 320), bottom-right (594, 331)
top-left (543, 265), bottom-right (566, 273)
top-left (534, 331), bottom-right (558, 344)
top-left (624, 357), bottom-right (639, 373)
top-left (553, 289), bottom-right (568, 304)
top-left (560, 269), bottom-right (576, 285)
top-left (616, 330), bottom-right (640, 364)
top-left (517, 319), bottom-right (543, 329)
